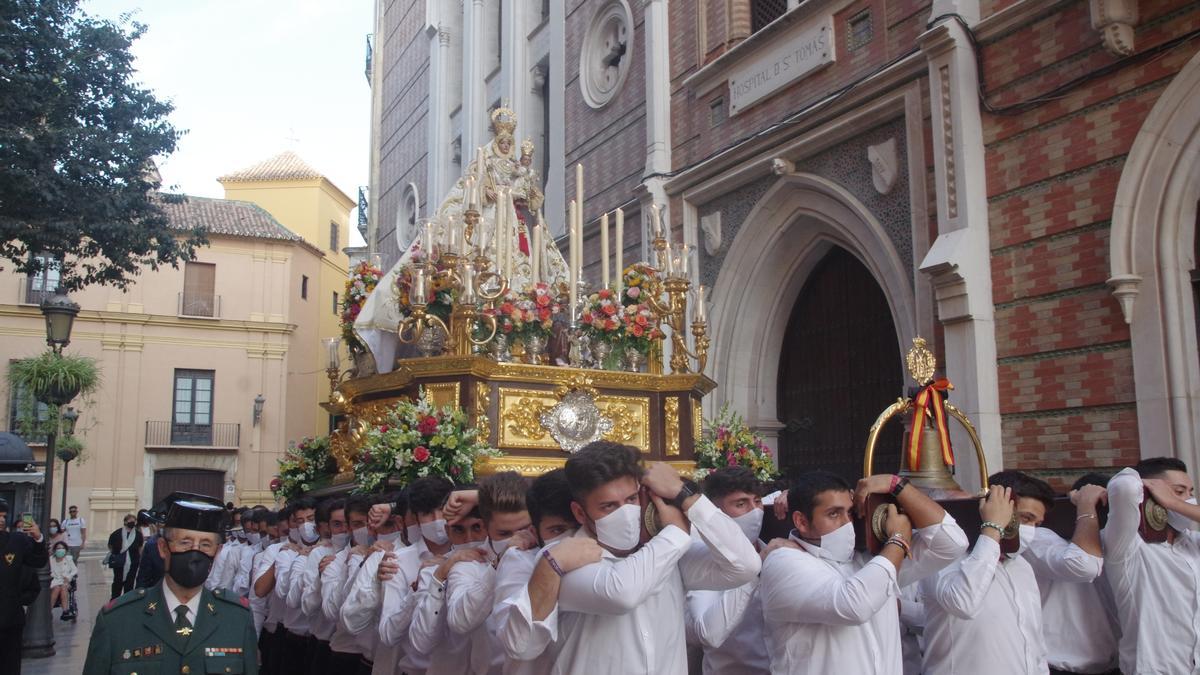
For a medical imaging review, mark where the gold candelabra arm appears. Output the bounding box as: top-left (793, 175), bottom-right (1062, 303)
top-left (474, 270), bottom-right (510, 302)
top-left (691, 320), bottom-right (710, 373)
top-left (398, 307), bottom-right (450, 345)
top-left (469, 312), bottom-right (498, 346)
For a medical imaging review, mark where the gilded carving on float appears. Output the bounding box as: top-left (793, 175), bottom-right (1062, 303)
top-left (500, 390), bottom-right (558, 448)
top-left (665, 396), bottom-right (681, 456)
top-left (424, 381), bottom-right (461, 409)
top-left (597, 396), bottom-right (648, 450)
top-left (692, 399), bottom-right (702, 443)
top-left (474, 382), bottom-right (492, 443)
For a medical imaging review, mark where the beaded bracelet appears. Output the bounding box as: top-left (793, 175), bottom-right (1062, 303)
top-left (541, 548), bottom-right (565, 577)
top-left (980, 521), bottom-right (1005, 534)
top-left (884, 534), bottom-right (911, 558)
top-left (1075, 513), bottom-right (1098, 521)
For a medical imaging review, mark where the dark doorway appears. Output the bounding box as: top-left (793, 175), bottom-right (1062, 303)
top-left (152, 469), bottom-right (224, 504)
top-left (776, 246), bottom-right (904, 484)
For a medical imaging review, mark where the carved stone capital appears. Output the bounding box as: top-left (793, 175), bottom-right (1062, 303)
top-left (1090, 0), bottom-right (1138, 57)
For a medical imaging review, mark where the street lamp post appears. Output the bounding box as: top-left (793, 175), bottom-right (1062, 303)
top-left (23, 288), bottom-right (80, 659)
top-left (59, 407), bottom-right (79, 519)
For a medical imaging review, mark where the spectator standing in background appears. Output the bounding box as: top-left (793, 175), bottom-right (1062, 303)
top-left (62, 504), bottom-right (86, 561)
top-left (106, 513), bottom-right (143, 599)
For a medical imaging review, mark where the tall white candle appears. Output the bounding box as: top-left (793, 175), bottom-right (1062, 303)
top-left (615, 208), bottom-right (624, 297)
top-left (600, 212), bottom-right (609, 288)
top-left (424, 222), bottom-right (435, 260)
top-left (696, 286), bottom-right (706, 322)
top-left (474, 147), bottom-right (485, 198)
top-left (496, 190), bottom-right (507, 273)
top-left (651, 204), bottom-right (662, 238)
top-left (569, 200), bottom-right (578, 313)
top-left (506, 192), bottom-right (515, 281)
top-left (575, 163), bottom-right (584, 234)
top-left (532, 221), bottom-right (542, 283)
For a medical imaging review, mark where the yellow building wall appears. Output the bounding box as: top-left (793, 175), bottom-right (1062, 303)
top-left (221, 178), bottom-right (354, 438)
top-left (0, 234), bottom-right (324, 536)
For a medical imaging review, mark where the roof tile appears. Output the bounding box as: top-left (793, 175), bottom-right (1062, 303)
top-left (159, 195), bottom-right (304, 243)
top-left (217, 150), bottom-right (325, 183)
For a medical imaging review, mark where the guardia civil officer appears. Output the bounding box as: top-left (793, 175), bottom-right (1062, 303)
top-left (83, 492), bottom-right (258, 675)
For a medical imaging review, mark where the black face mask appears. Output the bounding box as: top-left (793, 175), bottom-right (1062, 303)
top-left (167, 550), bottom-right (213, 589)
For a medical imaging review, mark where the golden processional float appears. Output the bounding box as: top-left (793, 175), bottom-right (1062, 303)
top-left (318, 107), bottom-right (714, 484)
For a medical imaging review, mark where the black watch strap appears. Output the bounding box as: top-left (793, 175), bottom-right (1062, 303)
top-left (671, 484), bottom-right (696, 511)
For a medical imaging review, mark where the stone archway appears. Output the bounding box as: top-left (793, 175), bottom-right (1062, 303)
top-left (709, 173), bottom-right (918, 465)
top-left (1108, 50), bottom-right (1200, 467)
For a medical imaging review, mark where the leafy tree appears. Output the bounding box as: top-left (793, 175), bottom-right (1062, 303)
top-left (0, 0), bottom-right (205, 291)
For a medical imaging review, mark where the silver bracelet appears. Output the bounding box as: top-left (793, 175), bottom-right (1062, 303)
top-left (1075, 513), bottom-right (1097, 521)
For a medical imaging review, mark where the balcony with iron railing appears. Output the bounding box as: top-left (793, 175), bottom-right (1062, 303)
top-left (178, 292), bottom-right (221, 318)
top-left (145, 421), bottom-right (240, 451)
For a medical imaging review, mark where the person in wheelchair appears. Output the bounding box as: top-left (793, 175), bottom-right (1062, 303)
top-left (49, 540), bottom-right (78, 621)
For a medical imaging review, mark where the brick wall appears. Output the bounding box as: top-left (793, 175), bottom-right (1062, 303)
top-left (981, 0), bottom-right (1200, 483)
top-left (374, 0), bottom-right (431, 268)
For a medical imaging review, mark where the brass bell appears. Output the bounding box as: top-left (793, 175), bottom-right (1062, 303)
top-left (898, 416), bottom-right (972, 500)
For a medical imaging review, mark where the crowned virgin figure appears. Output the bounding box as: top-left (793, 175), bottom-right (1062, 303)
top-left (353, 106), bottom-right (569, 373)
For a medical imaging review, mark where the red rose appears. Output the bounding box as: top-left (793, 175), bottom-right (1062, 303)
top-left (536, 294), bottom-right (551, 307)
top-left (413, 446), bottom-right (430, 462)
top-left (269, 477), bottom-right (282, 492)
top-left (631, 324), bottom-right (645, 337)
top-left (418, 416), bottom-right (439, 436)
top-left (602, 304), bottom-right (617, 316)
top-left (380, 425), bottom-right (390, 433)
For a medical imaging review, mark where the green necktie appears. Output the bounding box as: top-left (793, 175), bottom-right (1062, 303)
top-left (174, 604), bottom-right (193, 636)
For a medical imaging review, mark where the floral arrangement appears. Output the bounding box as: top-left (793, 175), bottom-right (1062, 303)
top-left (352, 388), bottom-right (500, 494)
top-left (497, 282), bottom-right (562, 339)
top-left (394, 245), bottom-right (456, 324)
top-left (341, 260), bottom-right (383, 351)
top-left (693, 405), bottom-right (778, 482)
top-left (580, 264), bottom-right (666, 358)
top-left (274, 436), bottom-right (337, 501)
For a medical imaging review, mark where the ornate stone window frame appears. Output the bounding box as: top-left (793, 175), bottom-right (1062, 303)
top-left (579, 0), bottom-right (634, 110)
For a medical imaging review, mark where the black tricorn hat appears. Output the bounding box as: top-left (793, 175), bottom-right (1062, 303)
top-left (159, 492), bottom-right (227, 534)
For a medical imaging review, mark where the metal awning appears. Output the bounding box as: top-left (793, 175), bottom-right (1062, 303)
top-left (0, 472), bottom-right (44, 485)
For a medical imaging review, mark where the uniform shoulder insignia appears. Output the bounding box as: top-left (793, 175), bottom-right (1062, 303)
top-left (210, 590), bottom-right (250, 609)
top-left (102, 590), bottom-right (145, 614)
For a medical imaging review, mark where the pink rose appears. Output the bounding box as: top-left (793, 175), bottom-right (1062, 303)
top-left (413, 446), bottom-right (430, 462)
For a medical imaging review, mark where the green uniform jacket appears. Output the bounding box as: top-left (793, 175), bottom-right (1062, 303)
top-left (82, 582), bottom-right (258, 675)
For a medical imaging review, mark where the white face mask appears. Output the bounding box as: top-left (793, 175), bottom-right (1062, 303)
top-left (300, 521), bottom-right (320, 545)
top-left (420, 519), bottom-right (450, 546)
top-left (733, 509), bottom-right (764, 544)
top-left (377, 530), bottom-right (403, 544)
top-left (1016, 524), bottom-right (1036, 555)
top-left (331, 532), bottom-right (350, 550)
top-left (246, 532), bottom-right (261, 545)
top-left (352, 526), bottom-right (372, 547)
top-left (406, 524), bottom-right (421, 546)
top-left (593, 503), bottom-right (641, 551)
top-left (490, 537), bottom-right (513, 558)
top-left (1168, 497), bottom-right (1198, 532)
top-left (451, 539), bottom-right (489, 553)
top-left (818, 521), bottom-right (856, 562)
top-left (49, 526), bottom-right (59, 535)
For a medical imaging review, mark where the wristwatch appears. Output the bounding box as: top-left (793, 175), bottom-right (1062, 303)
top-left (671, 484), bottom-right (696, 511)
top-left (890, 476), bottom-right (910, 498)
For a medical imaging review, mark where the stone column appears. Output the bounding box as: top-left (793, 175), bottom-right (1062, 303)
top-left (918, 5), bottom-right (1002, 491)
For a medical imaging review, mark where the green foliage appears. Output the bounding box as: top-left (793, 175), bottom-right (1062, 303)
top-left (353, 389), bottom-right (500, 494)
top-left (0, 0), bottom-right (206, 291)
top-left (55, 434), bottom-right (82, 462)
top-left (693, 405), bottom-right (779, 483)
top-left (274, 436), bottom-right (337, 501)
top-left (8, 351), bottom-right (100, 438)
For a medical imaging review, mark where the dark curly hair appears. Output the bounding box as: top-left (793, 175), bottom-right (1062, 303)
top-left (526, 469), bottom-right (577, 530)
top-left (564, 441), bottom-right (644, 501)
top-left (989, 470), bottom-right (1055, 511)
top-left (702, 466), bottom-right (762, 502)
top-left (408, 476), bottom-right (455, 516)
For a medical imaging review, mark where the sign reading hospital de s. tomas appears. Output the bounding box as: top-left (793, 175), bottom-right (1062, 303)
top-left (728, 14), bottom-right (835, 116)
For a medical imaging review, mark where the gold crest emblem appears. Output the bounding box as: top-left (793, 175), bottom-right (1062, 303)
top-left (3, 553), bottom-right (13, 565)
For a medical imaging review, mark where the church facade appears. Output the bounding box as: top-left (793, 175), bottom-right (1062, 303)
top-left (366, 0), bottom-right (1200, 488)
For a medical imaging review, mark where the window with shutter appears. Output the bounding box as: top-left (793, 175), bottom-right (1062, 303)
top-left (182, 262), bottom-right (216, 317)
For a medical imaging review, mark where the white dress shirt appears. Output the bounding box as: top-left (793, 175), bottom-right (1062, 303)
top-left (920, 535), bottom-right (1047, 675)
top-left (537, 495), bottom-right (760, 675)
top-left (233, 541), bottom-right (258, 597)
top-left (162, 580), bottom-right (202, 628)
top-left (1023, 527), bottom-right (1116, 673)
top-left (378, 545), bottom-right (434, 673)
top-left (497, 543), bottom-right (567, 675)
top-left (1105, 467), bottom-right (1200, 674)
top-left (489, 547), bottom-right (541, 675)
top-left (273, 547), bottom-right (309, 635)
top-left (340, 548), bottom-right (389, 670)
top-left (445, 556), bottom-right (502, 674)
top-left (251, 541), bottom-right (283, 634)
top-left (299, 542), bottom-right (337, 641)
top-left (323, 546), bottom-right (367, 655)
top-left (760, 513), bottom-right (966, 675)
top-left (686, 576), bottom-right (767, 675)
top-left (206, 541), bottom-right (235, 591)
